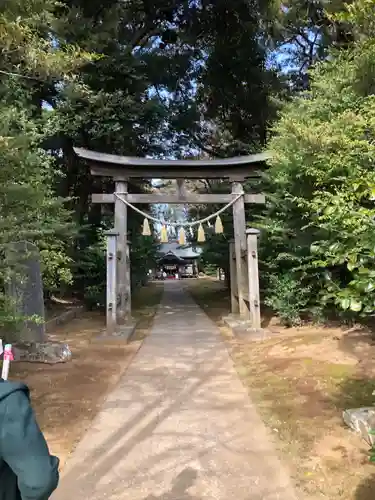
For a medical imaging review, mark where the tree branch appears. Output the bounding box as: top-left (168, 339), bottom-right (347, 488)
top-left (131, 25), bottom-right (162, 50)
top-left (0, 69), bottom-right (42, 81)
top-left (153, 83), bottom-right (226, 158)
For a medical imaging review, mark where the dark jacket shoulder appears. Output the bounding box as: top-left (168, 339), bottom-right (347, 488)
top-left (0, 380), bottom-right (59, 500)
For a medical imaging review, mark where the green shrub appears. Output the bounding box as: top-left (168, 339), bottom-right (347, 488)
top-left (72, 237), bottom-right (106, 309)
top-left (264, 272), bottom-right (314, 327)
top-left (259, 31), bottom-right (375, 322)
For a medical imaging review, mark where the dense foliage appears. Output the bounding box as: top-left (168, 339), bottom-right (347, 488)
top-left (2, 0), bottom-right (375, 329)
top-left (259, 0), bottom-right (375, 324)
top-left (0, 0), bottom-right (90, 328)
top-left (0, 0), bottom-right (276, 321)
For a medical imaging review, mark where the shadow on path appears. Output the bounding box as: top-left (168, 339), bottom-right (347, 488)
top-left (355, 473), bottom-right (375, 500)
top-left (142, 468), bottom-right (199, 500)
top-left (53, 281), bottom-right (297, 500)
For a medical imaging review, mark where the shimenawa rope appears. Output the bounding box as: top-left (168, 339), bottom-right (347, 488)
top-left (113, 192), bottom-right (242, 228)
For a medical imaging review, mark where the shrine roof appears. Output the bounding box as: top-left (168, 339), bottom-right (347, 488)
top-left (157, 243), bottom-right (202, 260)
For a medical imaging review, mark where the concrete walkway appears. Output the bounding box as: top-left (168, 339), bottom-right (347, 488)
top-left (52, 282), bottom-right (298, 500)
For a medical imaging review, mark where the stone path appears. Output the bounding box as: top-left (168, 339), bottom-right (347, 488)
top-left (52, 281), bottom-right (298, 500)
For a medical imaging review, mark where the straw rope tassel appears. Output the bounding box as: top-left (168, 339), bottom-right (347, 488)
top-left (142, 218), bottom-right (151, 236)
top-left (215, 215), bottom-right (224, 234)
top-left (178, 227), bottom-right (186, 245)
top-left (160, 225), bottom-right (168, 243)
top-left (197, 223), bottom-right (205, 242)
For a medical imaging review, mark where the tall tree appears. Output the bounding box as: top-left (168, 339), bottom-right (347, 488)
top-left (265, 0), bottom-right (356, 88)
top-left (43, 0), bottom-right (277, 297)
top-left (0, 0), bottom-right (91, 328)
top-left (258, 0), bottom-right (375, 323)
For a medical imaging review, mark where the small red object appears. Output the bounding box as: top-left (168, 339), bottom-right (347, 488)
top-left (3, 349), bottom-right (13, 361)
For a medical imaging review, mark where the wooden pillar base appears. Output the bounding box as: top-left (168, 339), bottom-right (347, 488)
top-left (114, 179), bottom-right (131, 323)
top-left (231, 182), bottom-right (250, 320)
top-left (104, 229), bottom-right (118, 335)
top-left (95, 319), bottom-right (137, 343)
top-left (246, 228), bottom-right (261, 329)
top-left (229, 240), bottom-right (239, 314)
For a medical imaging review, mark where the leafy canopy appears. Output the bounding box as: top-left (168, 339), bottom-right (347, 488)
top-left (0, 0), bottom-right (92, 329)
top-left (261, 1), bottom-right (375, 320)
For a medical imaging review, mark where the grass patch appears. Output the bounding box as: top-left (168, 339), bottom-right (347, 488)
top-left (187, 278), bottom-right (375, 500)
top-left (187, 278), bottom-right (230, 321)
top-left (131, 281), bottom-right (164, 341)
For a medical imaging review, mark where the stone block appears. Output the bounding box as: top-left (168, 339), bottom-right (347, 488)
top-left (6, 241), bottom-right (45, 342)
top-left (13, 341), bottom-right (72, 364)
top-left (94, 320), bottom-right (137, 344)
top-left (222, 314), bottom-right (274, 342)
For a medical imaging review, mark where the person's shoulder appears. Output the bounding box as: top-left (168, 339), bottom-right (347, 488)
top-left (0, 380), bottom-right (29, 404)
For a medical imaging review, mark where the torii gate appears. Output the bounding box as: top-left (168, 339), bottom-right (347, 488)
top-left (74, 147), bottom-right (270, 335)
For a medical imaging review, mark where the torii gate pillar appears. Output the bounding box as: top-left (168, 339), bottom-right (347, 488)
top-left (231, 181), bottom-right (249, 319)
top-left (114, 178), bottom-right (131, 323)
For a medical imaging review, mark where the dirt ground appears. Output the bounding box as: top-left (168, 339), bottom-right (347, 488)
top-left (10, 282), bottom-right (163, 469)
top-left (187, 278), bottom-right (375, 500)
